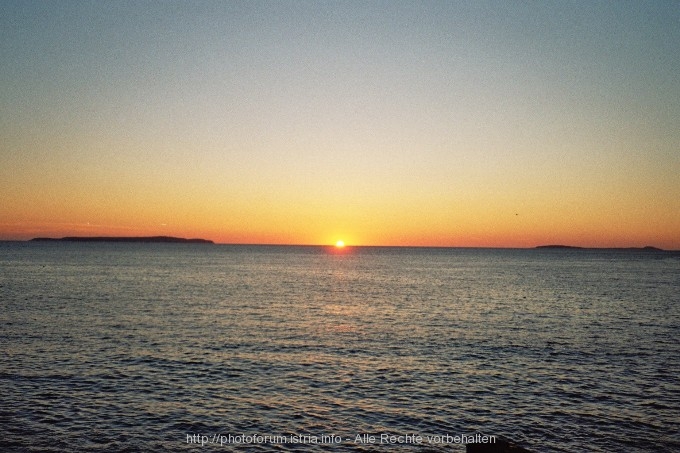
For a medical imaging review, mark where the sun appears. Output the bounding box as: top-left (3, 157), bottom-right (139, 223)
top-left (335, 240), bottom-right (345, 248)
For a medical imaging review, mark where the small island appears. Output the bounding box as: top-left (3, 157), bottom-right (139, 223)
top-left (30, 236), bottom-right (214, 244)
top-left (535, 245), bottom-right (584, 249)
top-left (536, 245), bottom-right (663, 251)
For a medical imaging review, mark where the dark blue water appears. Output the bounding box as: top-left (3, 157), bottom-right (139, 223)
top-left (1, 243), bottom-right (679, 451)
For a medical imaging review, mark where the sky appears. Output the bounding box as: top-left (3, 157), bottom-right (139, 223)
top-left (1, 1), bottom-right (679, 248)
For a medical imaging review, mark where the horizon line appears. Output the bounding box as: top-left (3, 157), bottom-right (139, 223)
top-left (7, 236), bottom-right (675, 251)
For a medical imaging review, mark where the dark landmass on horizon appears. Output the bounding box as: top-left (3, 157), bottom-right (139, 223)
top-left (536, 245), bottom-right (584, 249)
top-left (536, 244), bottom-right (663, 251)
top-left (30, 236), bottom-right (214, 244)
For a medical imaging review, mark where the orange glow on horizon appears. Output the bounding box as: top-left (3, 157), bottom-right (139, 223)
top-left (1, 175), bottom-right (678, 250)
top-left (1, 217), bottom-right (679, 250)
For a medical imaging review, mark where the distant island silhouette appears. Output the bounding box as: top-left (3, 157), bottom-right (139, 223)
top-left (31, 236), bottom-right (214, 244)
top-left (536, 245), bottom-right (663, 251)
top-left (536, 245), bottom-right (584, 249)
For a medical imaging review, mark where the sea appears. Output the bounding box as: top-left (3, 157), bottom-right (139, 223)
top-left (1, 242), bottom-right (679, 452)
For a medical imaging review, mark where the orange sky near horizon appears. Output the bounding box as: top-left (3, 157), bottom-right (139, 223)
top-left (2, 173), bottom-right (678, 249)
top-left (1, 2), bottom-right (679, 249)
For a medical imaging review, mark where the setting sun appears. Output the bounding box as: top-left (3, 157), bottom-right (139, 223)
top-left (335, 240), bottom-right (345, 248)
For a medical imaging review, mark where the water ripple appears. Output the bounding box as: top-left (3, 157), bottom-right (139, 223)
top-left (1, 244), bottom-right (679, 452)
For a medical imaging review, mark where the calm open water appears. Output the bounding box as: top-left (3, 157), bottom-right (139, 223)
top-left (1, 242), bottom-right (679, 452)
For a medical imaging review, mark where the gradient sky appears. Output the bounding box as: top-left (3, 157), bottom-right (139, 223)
top-left (2, 1), bottom-right (679, 248)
